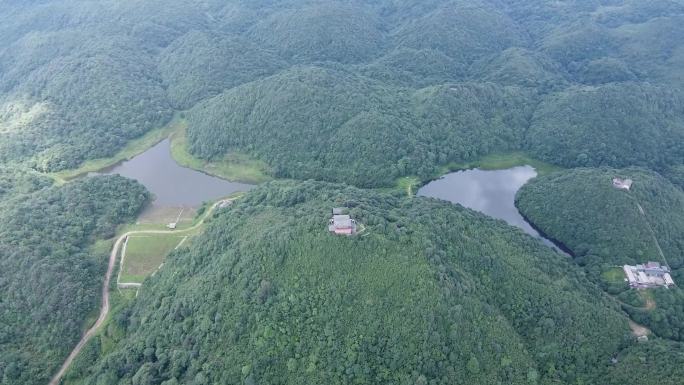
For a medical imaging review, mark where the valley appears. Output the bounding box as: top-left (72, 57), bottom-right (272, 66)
top-left (2, 1), bottom-right (684, 384)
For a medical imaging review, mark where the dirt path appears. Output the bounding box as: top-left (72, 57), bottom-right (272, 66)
top-left (635, 202), bottom-right (670, 269)
top-left (48, 198), bottom-right (231, 385)
top-left (644, 297), bottom-right (656, 311)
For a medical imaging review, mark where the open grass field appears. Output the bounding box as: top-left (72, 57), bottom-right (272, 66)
top-left (602, 267), bottom-right (627, 285)
top-left (395, 176), bottom-right (420, 197)
top-left (169, 120), bottom-right (272, 184)
top-left (119, 235), bottom-right (186, 284)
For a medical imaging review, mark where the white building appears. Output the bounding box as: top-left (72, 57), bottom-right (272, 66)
top-left (623, 262), bottom-right (675, 288)
top-left (613, 178), bottom-right (633, 190)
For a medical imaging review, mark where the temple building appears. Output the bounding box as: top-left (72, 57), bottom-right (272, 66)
top-left (329, 208), bottom-right (357, 235)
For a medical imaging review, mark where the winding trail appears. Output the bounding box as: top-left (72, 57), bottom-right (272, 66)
top-left (48, 198), bottom-right (232, 385)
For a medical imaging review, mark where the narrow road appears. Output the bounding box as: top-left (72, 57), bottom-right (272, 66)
top-left (635, 202), bottom-right (670, 269)
top-left (48, 198), bottom-right (231, 385)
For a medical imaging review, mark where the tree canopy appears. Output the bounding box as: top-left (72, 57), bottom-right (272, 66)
top-left (64, 181), bottom-right (684, 385)
top-left (0, 175), bottom-right (148, 385)
top-left (0, 0), bottom-right (683, 186)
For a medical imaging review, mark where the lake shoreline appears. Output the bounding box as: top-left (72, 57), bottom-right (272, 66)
top-left (418, 165), bottom-right (573, 257)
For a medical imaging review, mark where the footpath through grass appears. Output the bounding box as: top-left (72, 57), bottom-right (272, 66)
top-left (602, 267), bottom-right (627, 285)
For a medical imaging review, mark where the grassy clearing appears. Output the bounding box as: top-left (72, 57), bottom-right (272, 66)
top-left (395, 176), bottom-right (420, 197)
top-left (444, 152), bottom-right (563, 176)
top-left (51, 116), bottom-right (184, 182)
top-left (119, 235), bottom-right (186, 283)
top-left (170, 120), bottom-right (272, 184)
top-left (602, 267), bottom-right (626, 285)
top-left (639, 290), bottom-right (656, 310)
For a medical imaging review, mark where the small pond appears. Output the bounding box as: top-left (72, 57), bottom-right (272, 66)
top-left (98, 139), bottom-right (253, 207)
top-left (418, 165), bottom-right (567, 254)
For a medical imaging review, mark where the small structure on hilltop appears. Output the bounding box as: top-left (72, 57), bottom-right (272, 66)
top-left (623, 262), bottom-right (675, 288)
top-left (166, 222), bottom-right (177, 230)
top-left (329, 207), bottom-right (357, 236)
top-left (613, 177), bottom-right (633, 190)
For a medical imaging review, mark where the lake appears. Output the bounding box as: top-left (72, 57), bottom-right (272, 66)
top-left (99, 139), bottom-right (253, 207)
top-left (418, 166), bottom-right (567, 254)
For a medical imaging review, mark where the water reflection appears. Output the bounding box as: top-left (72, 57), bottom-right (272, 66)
top-left (99, 139), bottom-right (253, 207)
top-left (418, 166), bottom-right (565, 253)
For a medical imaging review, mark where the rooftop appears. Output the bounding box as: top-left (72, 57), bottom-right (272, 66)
top-left (623, 263), bottom-right (675, 288)
top-left (612, 177), bottom-right (633, 190)
top-left (329, 210), bottom-right (357, 235)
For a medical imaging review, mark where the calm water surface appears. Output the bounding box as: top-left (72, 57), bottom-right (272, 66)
top-left (100, 139), bottom-right (253, 207)
top-left (418, 166), bottom-right (566, 253)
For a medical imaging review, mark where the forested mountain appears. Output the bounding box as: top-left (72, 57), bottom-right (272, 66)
top-left (64, 181), bottom-right (684, 385)
top-left (516, 168), bottom-right (684, 340)
top-left (0, 166), bottom-right (51, 200)
top-left (1, 0), bottom-right (684, 187)
top-left (186, 66), bottom-right (534, 186)
top-left (0, 175), bottom-right (148, 385)
top-left (526, 84), bottom-right (684, 170)
top-left (2, 1), bottom-right (684, 384)
top-left (516, 168), bottom-right (684, 268)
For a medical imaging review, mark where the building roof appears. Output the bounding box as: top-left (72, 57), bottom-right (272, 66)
top-left (612, 178), bottom-right (633, 190)
top-left (664, 274), bottom-right (675, 286)
top-left (623, 265), bottom-right (637, 283)
top-left (332, 214), bottom-right (353, 229)
top-left (332, 207), bottom-right (346, 215)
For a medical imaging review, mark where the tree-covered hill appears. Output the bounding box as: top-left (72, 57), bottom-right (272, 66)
top-left (515, 168), bottom-right (684, 340)
top-left (526, 84), bottom-right (684, 171)
top-left (248, 3), bottom-right (385, 64)
top-left (186, 66), bottom-right (535, 187)
top-left (0, 175), bottom-right (149, 385)
top-left (157, 31), bottom-right (286, 110)
top-left (0, 166), bottom-right (51, 200)
top-left (63, 180), bottom-right (684, 385)
top-left (516, 167), bottom-right (684, 268)
top-left (2, 0), bottom-right (684, 185)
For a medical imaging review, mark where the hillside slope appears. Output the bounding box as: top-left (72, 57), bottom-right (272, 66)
top-left (2, 0), bottom-right (684, 184)
top-left (516, 168), bottom-right (684, 267)
top-left (0, 175), bottom-right (148, 385)
top-left (63, 180), bottom-right (671, 385)
top-left (515, 168), bottom-right (684, 340)
top-left (186, 66), bottom-right (534, 187)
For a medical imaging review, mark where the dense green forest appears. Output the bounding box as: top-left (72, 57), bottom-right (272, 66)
top-left (186, 67), bottom-right (534, 186)
top-left (516, 168), bottom-right (684, 267)
top-left (63, 181), bottom-right (684, 385)
top-left (516, 168), bottom-right (684, 340)
top-left (2, 1), bottom-right (684, 384)
top-left (0, 175), bottom-right (148, 385)
top-left (1, 0), bottom-right (683, 186)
